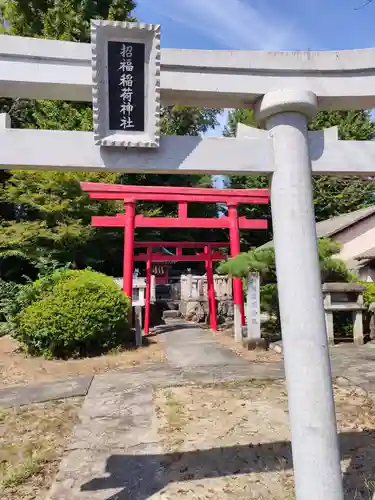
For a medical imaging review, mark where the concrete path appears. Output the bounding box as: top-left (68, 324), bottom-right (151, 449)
top-left (159, 322), bottom-right (284, 381)
top-left (47, 324), bottom-right (284, 499)
top-left (160, 323), bottom-right (248, 368)
top-left (3, 322), bottom-right (375, 498)
top-left (330, 343), bottom-right (375, 395)
top-left (2, 324), bottom-right (375, 409)
top-left (0, 375), bottom-right (93, 409)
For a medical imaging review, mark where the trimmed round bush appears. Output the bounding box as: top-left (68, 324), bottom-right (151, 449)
top-left (15, 270), bottom-right (131, 358)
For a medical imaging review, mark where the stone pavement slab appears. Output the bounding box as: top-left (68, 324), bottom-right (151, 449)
top-left (46, 324), bottom-right (285, 500)
top-left (45, 323), bottom-right (375, 499)
top-left (330, 344), bottom-right (375, 397)
top-left (159, 323), bottom-right (250, 369)
top-left (0, 375), bottom-right (93, 409)
top-left (48, 384), bottom-right (164, 499)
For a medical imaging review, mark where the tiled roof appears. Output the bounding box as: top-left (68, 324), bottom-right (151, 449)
top-left (355, 246), bottom-right (375, 261)
top-left (262, 204), bottom-right (375, 249)
top-left (316, 205), bottom-right (375, 239)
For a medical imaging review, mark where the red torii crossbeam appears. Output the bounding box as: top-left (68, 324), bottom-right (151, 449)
top-left (93, 213), bottom-right (267, 229)
top-left (81, 183), bottom-right (270, 330)
top-left (134, 242), bottom-right (229, 334)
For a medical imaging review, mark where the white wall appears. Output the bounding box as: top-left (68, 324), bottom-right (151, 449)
top-left (334, 214), bottom-right (375, 261)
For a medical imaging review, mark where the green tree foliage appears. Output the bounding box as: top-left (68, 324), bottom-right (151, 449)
top-left (218, 238), bottom-right (352, 330)
top-left (0, 106), bottom-right (222, 279)
top-left (223, 108), bottom-right (258, 137)
top-left (0, 0), bottom-right (137, 281)
top-left (309, 111), bottom-right (375, 221)
top-left (0, 278), bottom-right (20, 323)
top-left (121, 106), bottom-right (223, 247)
top-left (0, 1), bottom-right (223, 279)
top-left (163, 106), bottom-right (221, 136)
top-left (8, 269), bottom-right (131, 358)
top-left (218, 238), bottom-right (350, 283)
top-left (0, 171), bottom-right (125, 274)
top-left (223, 109), bottom-right (270, 248)
top-left (225, 108), bottom-right (375, 248)
top-left (2, 0), bottom-right (136, 40)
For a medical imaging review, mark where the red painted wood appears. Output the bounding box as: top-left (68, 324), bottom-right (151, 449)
top-left (80, 182), bottom-right (269, 203)
top-left (92, 215), bottom-right (267, 230)
top-left (134, 252), bottom-right (226, 262)
top-left (205, 245), bottom-right (217, 332)
top-left (123, 202), bottom-right (136, 323)
top-left (144, 247), bottom-right (152, 336)
top-left (86, 192), bottom-right (269, 205)
top-left (228, 203), bottom-right (245, 326)
top-left (81, 183), bottom-right (270, 335)
top-left (134, 242), bottom-right (229, 248)
top-left (178, 202), bottom-right (188, 218)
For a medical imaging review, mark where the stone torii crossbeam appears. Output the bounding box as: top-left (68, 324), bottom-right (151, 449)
top-left (2, 20), bottom-right (375, 499)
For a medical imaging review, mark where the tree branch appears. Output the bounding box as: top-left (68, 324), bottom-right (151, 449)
top-left (355, 0), bottom-right (372, 9)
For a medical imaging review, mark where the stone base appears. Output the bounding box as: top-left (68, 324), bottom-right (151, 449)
top-left (269, 340), bottom-right (283, 354)
top-left (242, 338), bottom-right (268, 351)
top-left (162, 310), bottom-right (181, 320)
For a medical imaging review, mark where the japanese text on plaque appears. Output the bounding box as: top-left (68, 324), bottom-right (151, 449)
top-left (118, 43), bottom-right (135, 129)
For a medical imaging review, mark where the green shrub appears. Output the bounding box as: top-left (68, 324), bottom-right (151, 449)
top-left (0, 279), bottom-right (21, 324)
top-left (218, 238), bottom-right (354, 336)
top-left (3, 269), bottom-right (79, 337)
top-left (14, 270), bottom-right (131, 359)
top-left (358, 281), bottom-right (375, 338)
top-left (361, 282), bottom-right (375, 308)
top-left (333, 312), bottom-right (353, 341)
top-left (260, 283), bottom-right (281, 336)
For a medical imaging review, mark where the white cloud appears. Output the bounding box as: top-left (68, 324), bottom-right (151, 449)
top-left (139, 0), bottom-right (305, 50)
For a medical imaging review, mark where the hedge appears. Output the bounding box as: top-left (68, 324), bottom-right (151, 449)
top-left (14, 270), bottom-right (131, 358)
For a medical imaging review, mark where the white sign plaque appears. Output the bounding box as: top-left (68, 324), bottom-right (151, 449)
top-left (91, 20), bottom-right (161, 148)
top-left (246, 272), bottom-right (261, 339)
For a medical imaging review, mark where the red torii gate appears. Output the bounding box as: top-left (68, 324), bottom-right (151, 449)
top-left (80, 183), bottom-right (270, 330)
top-left (134, 241), bottom-right (229, 334)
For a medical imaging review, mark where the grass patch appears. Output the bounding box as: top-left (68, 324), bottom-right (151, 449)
top-left (1, 454), bottom-right (46, 489)
top-left (0, 334), bottom-right (164, 387)
top-left (165, 390), bottom-right (185, 434)
top-left (0, 398), bottom-right (82, 499)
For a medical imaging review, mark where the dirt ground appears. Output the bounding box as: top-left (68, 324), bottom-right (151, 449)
top-left (0, 335), bottom-right (164, 388)
top-left (0, 398), bottom-right (82, 500)
top-left (154, 381), bottom-right (375, 499)
top-left (214, 328), bottom-right (282, 363)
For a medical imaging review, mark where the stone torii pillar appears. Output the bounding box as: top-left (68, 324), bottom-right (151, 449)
top-left (255, 89), bottom-right (343, 500)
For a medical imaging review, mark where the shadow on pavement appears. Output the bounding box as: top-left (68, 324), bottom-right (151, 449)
top-left (81, 430), bottom-right (375, 499)
top-left (150, 322), bottom-right (202, 335)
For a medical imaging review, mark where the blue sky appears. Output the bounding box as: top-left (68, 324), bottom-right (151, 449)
top-left (136, 0), bottom-right (375, 52)
top-left (135, 0), bottom-right (375, 188)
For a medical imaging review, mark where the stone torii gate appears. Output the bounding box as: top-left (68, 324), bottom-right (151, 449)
top-left (2, 20), bottom-right (375, 499)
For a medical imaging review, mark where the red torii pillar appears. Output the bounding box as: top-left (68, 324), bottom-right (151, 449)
top-left (135, 244), bottom-right (227, 335)
top-left (204, 245), bottom-right (217, 332)
top-left (228, 202), bottom-right (245, 326)
top-left (144, 247), bottom-right (152, 336)
top-left (123, 201), bottom-right (136, 304)
top-left (81, 182), bottom-right (269, 335)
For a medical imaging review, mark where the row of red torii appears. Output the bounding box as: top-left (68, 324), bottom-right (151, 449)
top-left (81, 182), bottom-right (270, 334)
